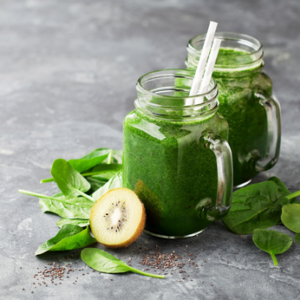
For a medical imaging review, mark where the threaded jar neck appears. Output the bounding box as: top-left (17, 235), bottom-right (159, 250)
top-left (186, 32), bottom-right (263, 73)
top-left (135, 69), bottom-right (219, 121)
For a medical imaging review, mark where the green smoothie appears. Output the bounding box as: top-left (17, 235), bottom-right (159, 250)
top-left (123, 95), bottom-right (229, 237)
top-left (215, 48), bottom-right (270, 185)
top-left (187, 46), bottom-right (277, 186)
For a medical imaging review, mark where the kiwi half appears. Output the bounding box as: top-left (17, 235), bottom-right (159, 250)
top-left (90, 188), bottom-right (146, 248)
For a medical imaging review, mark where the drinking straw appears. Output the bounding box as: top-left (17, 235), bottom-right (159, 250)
top-left (198, 38), bottom-right (221, 95)
top-left (189, 21), bottom-right (218, 97)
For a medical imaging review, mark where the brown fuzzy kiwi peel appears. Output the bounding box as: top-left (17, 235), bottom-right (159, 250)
top-left (89, 188), bottom-right (146, 248)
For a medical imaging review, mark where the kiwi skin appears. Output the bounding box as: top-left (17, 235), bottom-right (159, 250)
top-left (90, 188), bottom-right (146, 248)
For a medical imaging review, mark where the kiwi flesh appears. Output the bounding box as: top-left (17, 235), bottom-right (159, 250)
top-left (90, 188), bottom-right (146, 248)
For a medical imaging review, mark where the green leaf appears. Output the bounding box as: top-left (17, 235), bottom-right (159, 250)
top-left (268, 177), bottom-right (293, 199)
top-left (40, 148), bottom-right (114, 183)
top-left (109, 149), bottom-right (123, 164)
top-left (68, 148), bottom-right (112, 173)
top-left (222, 181), bottom-right (281, 234)
top-left (39, 193), bottom-right (92, 219)
top-left (295, 233), bottom-right (300, 244)
top-left (56, 218), bottom-right (89, 228)
top-left (19, 190), bottom-right (93, 207)
top-left (35, 225), bottom-right (96, 255)
top-left (252, 229), bottom-right (293, 266)
top-left (83, 164), bottom-right (123, 181)
top-left (81, 248), bottom-right (164, 278)
top-left (51, 159), bottom-right (93, 201)
top-left (86, 177), bottom-right (107, 192)
top-left (92, 172), bottom-right (122, 201)
top-left (281, 203), bottom-right (300, 233)
top-left (222, 179), bottom-right (300, 235)
top-left (19, 190), bottom-right (93, 219)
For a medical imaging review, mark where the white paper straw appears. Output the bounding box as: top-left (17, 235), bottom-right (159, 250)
top-left (198, 38), bottom-right (221, 95)
top-left (189, 21), bottom-right (218, 96)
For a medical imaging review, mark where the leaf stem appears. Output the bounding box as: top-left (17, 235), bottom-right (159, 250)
top-left (74, 189), bottom-right (95, 202)
top-left (81, 171), bottom-right (109, 177)
top-left (40, 178), bottom-right (54, 183)
top-left (107, 150), bottom-right (113, 164)
top-left (270, 253), bottom-right (278, 266)
top-left (128, 266), bottom-right (165, 279)
top-left (41, 170), bottom-right (111, 183)
top-left (285, 190), bottom-right (300, 200)
top-left (19, 189), bottom-right (88, 206)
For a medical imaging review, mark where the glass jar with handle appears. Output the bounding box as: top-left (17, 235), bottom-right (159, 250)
top-left (123, 69), bottom-right (233, 238)
top-left (186, 32), bottom-right (281, 188)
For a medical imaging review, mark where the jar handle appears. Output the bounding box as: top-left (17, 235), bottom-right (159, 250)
top-left (204, 134), bottom-right (233, 221)
top-left (255, 94), bottom-right (281, 172)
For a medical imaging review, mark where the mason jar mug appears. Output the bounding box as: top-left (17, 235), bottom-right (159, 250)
top-left (186, 32), bottom-right (281, 188)
top-left (123, 69), bottom-right (233, 238)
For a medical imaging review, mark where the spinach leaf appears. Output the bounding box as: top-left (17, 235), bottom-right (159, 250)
top-left (295, 233), bottom-right (300, 245)
top-left (35, 225), bottom-right (96, 255)
top-left (19, 190), bottom-right (94, 208)
top-left (86, 177), bottom-right (107, 192)
top-left (51, 159), bottom-right (94, 202)
top-left (92, 172), bottom-right (122, 201)
top-left (83, 164), bottom-right (123, 181)
top-left (41, 148), bottom-right (120, 183)
top-left (19, 190), bottom-right (93, 219)
top-left (222, 181), bottom-right (281, 234)
top-left (268, 177), bottom-right (293, 199)
top-left (81, 248), bottom-right (164, 279)
top-left (39, 193), bottom-right (92, 219)
top-left (108, 149), bottom-right (123, 164)
top-left (281, 203), bottom-right (300, 233)
top-left (69, 148), bottom-right (111, 173)
top-left (252, 229), bottom-right (293, 266)
top-left (222, 178), bottom-right (299, 235)
top-left (56, 218), bottom-right (89, 228)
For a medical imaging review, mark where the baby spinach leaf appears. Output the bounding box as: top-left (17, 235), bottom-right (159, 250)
top-left (222, 181), bottom-right (281, 234)
top-left (35, 225), bottom-right (96, 255)
top-left (41, 148), bottom-right (120, 183)
top-left (39, 193), bottom-right (92, 219)
top-left (86, 177), bottom-right (107, 192)
top-left (295, 233), bottom-right (300, 245)
top-left (68, 148), bottom-right (111, 173)
top-left (56, 218), bottom-right (89, 228)
top-left (281, 203), bottom-right (300, 233)
top-left (252, 229), bottom-right (293, 266)
top-left (51, 159), bottom-right (94, 201)
top-left (109, 149), bottom-right (123, 164)
top-left (268, 177), bottom-right (293, 199)
top-left (81, 248), bottom-right (164, 279)
top-left (83, 164), bottom-right (123, 181)
top-left (222, 178), bottom-right (300, 235)
top-left (19, 190), bottom-right (94, 208)
top-left (92, 172), bottom-right (122, 201)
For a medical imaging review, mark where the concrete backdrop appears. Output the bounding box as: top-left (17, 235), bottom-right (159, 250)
top-left (1, 0), bottom-right (299, 299)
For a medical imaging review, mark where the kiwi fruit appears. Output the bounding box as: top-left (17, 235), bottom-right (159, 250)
top-left (89, 188), bottom-right (146, 248)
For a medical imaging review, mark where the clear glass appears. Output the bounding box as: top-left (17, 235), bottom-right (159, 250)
top-left (186, 32), bottom-right (281, 188)
top-left (123, 69), bottom-right (233, 238)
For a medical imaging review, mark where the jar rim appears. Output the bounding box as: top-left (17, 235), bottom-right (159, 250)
top-left (187, 32), bottom-right (263, 71)
top-left (136, 68), bottom-right (217, 102)
top-left (135, 69), bottom-right (219, 121)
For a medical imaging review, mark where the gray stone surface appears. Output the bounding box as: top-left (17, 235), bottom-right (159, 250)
top-left (1, 0), bottom-right (300, 299)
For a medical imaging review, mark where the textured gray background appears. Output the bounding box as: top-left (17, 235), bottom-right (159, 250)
top-left (1, 0), bottom-right (300, 299)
